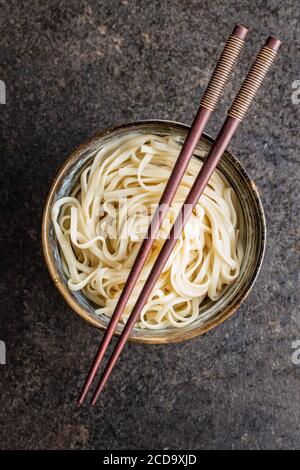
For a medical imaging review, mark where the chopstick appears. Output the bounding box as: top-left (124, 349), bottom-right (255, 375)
top-left (78, 24), bottom-right (248, 404)
top-left (90, 36), bottom-right (281, 405)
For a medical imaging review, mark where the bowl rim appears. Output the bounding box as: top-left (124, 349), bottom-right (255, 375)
top-left (42, 119), bottom-right (266, 344)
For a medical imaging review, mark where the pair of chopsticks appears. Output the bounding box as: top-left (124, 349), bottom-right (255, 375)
top-left (79, 26), bottom-right (280, 405)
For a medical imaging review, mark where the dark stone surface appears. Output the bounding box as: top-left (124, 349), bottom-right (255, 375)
top-left (0, 0), bottom-right (299, 450)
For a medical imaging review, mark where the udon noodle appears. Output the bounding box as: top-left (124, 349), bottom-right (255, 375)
top-left (52, 134), bottom-right (244, 329)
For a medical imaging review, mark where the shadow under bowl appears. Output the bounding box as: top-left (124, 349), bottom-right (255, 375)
top-left (42, 120), bottom-right (266, 344)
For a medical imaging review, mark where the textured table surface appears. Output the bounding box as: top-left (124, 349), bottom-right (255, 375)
top-left (1, 0), bottom-right (299, 450)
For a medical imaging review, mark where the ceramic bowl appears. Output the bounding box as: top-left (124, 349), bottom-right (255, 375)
top-left (42, 120), bottom-right (266, 344)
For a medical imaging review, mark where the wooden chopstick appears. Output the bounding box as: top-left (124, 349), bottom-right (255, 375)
top-left (90, 36), bottom-right (281, 405)
top-left (78, 25), bottom-right (248, 404)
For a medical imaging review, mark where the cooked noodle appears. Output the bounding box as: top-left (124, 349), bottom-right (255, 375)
top-left (52, 133), bottom-right (244, 329)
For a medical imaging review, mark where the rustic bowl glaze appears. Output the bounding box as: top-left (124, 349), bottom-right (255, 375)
top-left (42, 120), bottom-right (266, 344)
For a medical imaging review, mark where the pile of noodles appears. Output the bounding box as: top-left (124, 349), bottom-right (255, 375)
top-left (52, 134), bottom-right (244, 329)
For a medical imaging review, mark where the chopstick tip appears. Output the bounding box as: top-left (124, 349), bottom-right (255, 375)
top-left (90, 383), bottom-right (104, 405)
top-left (232, 24), bottom-right (248, 40)
top-left (266, 36), bottom-right (281, 52)
top-left (90, 397), bottom-right (97, 406)
top-left (77, 392), bottom-right (86, 405)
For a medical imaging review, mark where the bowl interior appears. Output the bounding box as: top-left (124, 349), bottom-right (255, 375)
top-left (42, 120), bottom-right (266, 344)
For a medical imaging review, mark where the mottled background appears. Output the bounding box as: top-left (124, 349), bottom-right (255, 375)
top-left (1, 0), bottom-right (299, 450)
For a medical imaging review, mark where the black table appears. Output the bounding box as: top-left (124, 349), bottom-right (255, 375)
top-left (1, 0), bottom-right (299, 450)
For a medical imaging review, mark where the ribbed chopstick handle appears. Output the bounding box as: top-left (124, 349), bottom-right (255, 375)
top-left (228, 37), bottom-right (280, 121)
top-left (200, 25), bottom-right (247, 111)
